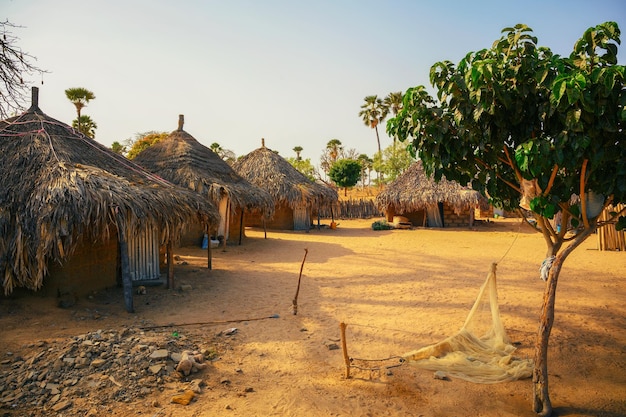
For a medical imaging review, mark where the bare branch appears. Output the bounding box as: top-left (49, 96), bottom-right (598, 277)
top-left (0, 20), bottom-right (48, 119)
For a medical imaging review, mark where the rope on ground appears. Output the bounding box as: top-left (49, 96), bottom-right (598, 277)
top-left (339, 322), bottom-right (406, 379)
top-left (139, 314), bottom-right (280, 330)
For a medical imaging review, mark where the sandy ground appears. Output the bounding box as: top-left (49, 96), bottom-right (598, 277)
top-left (1, 218), bottom-right (625, 416)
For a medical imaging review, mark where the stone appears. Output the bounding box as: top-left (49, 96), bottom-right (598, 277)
top-left (149, 364), bottom-right (163, 375)
top-left (90, 359), bottom-right (106, 368)
top-left (171, 390), bottom-right (195, 405)
top-left (51, 399), bottom-right (72, 412)
top-left (149, 349), bottom-right (169, 360)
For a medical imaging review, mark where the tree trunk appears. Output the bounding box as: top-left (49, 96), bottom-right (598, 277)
top-left (374, 125), bottom-right (381, 154)
top-left (532, 227), bottom-right (594, 416)
top-left (532, 255), bottom-right (561, 416)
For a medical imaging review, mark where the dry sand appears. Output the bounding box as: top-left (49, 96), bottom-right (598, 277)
top-left (1, 218), bottom-right (625, 416)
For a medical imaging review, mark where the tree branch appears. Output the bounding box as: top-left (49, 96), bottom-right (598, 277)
top-left (503, 145), bottom-right (524, 185)
top-left (580, 159), bottom-right (590, 229)
top-left (543, 165), bottom-right (559, 196)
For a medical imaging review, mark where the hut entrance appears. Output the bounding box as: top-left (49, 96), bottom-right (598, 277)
top-left (426, 203), bottom-right (444, 227)
top-left (293, 205), bottom-right (310, 230)
top-left (127, 226), bottom-right (160, 282)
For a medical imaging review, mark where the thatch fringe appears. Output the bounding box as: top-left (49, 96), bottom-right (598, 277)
top-left (0, 95), bottom-right (219, 294)
top-left (375, 161), bottom-right (485, 215)
top-left (133, 116), bottom-right (274, 217)
top-left (233, 143), bottom-right (338, 213)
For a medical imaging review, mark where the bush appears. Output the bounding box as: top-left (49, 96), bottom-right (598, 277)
top-left (371, 220), bottom-right (393, 231)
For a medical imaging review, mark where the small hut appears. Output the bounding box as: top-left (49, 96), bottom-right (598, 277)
top-left (133, 115), bottom-right (274, 246)
top-left (0, 88), bottom-right (219, 312)
top-left (375, 161), bottom-right (484, 228)
top-left (233, 139), bottom-right (338, 230)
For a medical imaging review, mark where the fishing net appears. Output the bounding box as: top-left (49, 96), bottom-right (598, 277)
top-left (402, 263), bottom-right (533, 383)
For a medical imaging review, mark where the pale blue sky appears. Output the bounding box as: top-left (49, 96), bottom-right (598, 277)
top-left (4, 0), bottom-right (625, 164)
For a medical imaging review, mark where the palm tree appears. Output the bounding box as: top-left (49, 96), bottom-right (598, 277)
top-left (384, 91), bottom-right (404, 143)
top-left (326, 139), bottom-right (343, 163)
top-left (320, 139), bottom-right (343, 177)
top-left (293, 146), bottom-right (303, 161)
top-left (358, 95), bottom-right (389, 154)
top-left (65, 87), bottom-right (95, 133)
top-left (357, 153), bottom-right (373, 188)
top-left (384, 91), bottom-right (403, 116)
top-left (72, 115), bottom-right (97, 138)
top-left (210, 142), bottom-right (236, 164)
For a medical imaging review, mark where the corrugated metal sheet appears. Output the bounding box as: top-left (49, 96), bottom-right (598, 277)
top-left (127, 227), bottom-right (160, 281)
top-left (293, 206), bottom-right (310, 230)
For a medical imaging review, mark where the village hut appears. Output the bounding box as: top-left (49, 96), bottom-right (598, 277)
top-left (375, 161), bottom-right (485, 228)
top-left (233, 139), bottom-right (339, 230)
top-left (133, 115), bottom-right (274, 246)
top-left (0, 88), bottom-right (219, 312)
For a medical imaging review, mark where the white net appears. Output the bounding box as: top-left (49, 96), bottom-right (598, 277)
top-left (402, 263), bottom-right (533, 383)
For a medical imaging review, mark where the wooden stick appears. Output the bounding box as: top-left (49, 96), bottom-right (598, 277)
top-left (340, 322), bottom-right (351, 379)
top-left (292, 248), bottom-right (309, 315)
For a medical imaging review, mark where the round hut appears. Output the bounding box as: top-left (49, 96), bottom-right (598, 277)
top-left (375, 161), bottom-right (485, 228)
top-left (133, 115), bottom-right (274, 246)
top-left (0, 88), bottom-right (219, 312)
top-left (233, 139), bottom-right (338, 230)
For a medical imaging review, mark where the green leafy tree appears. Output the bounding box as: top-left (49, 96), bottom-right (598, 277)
top-left (387, 22), bottom-right (626, 416)
top-left (372, 142), bottom-right (414, 183)
top-left (328, 159), bottom-right (362, 196)
top-left (286, 157), bottom-right (317, 181)
top-left (72, 114), bottom-right (97, 138)
top-left (111, 141), bottom-right (126, 155)
top-left (293, 146), bottom-right (303, 161)
top-left (359, 95), bottom-right (389, 154)
top-left (209, 142), bottom-right (236, 164)
top-left (126, 131), bottom-right (168, 159)
top-left (0, 20), bottom-right (47, 119)
top-left (65, 87), bottom-right (95, 133)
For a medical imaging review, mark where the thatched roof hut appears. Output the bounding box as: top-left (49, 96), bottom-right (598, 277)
top-left (133, 115), bottom-right (274, 244)
top-left (233, 139), bottom-right (338, 230)
top-left (0, 88), bottom-right (219, 310)
top-left (375, 161), bottom-right (485, 227)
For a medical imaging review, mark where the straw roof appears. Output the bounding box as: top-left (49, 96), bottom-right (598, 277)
top-left (0, 88), bottom-right (219, 295)
top-left (133, 115), bottom-right (274, 216)
top-left (233, 140), bottom-right (338, 210)
top-left (375, 160), bottom-right (485, 214)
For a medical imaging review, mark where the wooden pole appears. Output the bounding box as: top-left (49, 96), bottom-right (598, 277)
top-left (340, 322), bottom-right (351, 379)
top-left (167, 239), bottom-right (174, 289)
top-left (292, 248), bottom-right (309, 315)
top-left (263, 218), bottom-right (267, 239)
top-left (115, 210), bottom-right (134, 313)
top-left (239, 210), bottom-right (244, 245)
top-left (207, 223), bottom-right (212, 270)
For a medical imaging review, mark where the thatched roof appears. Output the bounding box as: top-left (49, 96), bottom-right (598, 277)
top-left (133, 115), bottom-right (274, 216)
top-left (0, 88), bottom-right (219, 294)
top-left (233, 139), bottom-right (338, 210)
top-left (375, 161), bottom-right (485, 214)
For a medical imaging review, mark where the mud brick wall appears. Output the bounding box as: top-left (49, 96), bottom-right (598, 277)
top-left (443, 203), bottom-right (472, 228)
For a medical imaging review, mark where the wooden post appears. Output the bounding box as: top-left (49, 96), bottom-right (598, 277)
top-left (263, 218), bottom-right (267, 239)
top-left (115, 210), bottom-right (134, 313)
top-left (167, 239), bottom-right (174, 289)
top-left (339, 322), bottom-right (351, 379)
top-left (239, 210), bottom-right (244, 245)
top-left (207, 224), bottom-right (212, 270)
top-left (317, 201), bottom-right (321, 230)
